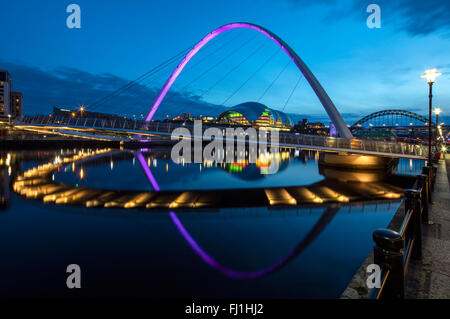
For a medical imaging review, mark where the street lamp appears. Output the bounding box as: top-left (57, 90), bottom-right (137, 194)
top-left (433, 107), bottom-right (441, 130)
top-left (421, 68), bottom-right (441, 162)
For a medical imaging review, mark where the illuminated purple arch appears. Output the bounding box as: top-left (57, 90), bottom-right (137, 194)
top-left (145, 22), bottom-right (353, 139)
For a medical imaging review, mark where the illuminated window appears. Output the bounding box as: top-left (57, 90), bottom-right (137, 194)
top-left (218, 111), bottom-right (250, 126)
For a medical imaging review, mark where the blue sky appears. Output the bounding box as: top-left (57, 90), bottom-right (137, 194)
top-left (1, 0), bottom-right (449, 124)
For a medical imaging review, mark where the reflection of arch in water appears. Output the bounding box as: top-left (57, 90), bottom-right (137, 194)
top-left (136, 152), bottom-right (340, 279)
top-left (169, 206), bottom-right (339, 279)
top-left (13, 150), bottom-right (402, 278)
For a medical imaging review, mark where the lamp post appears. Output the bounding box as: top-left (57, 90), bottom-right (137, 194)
top-left (433, 107), bottom-right (441, 131)
top-left (421, 69), bottom-right (441, 163)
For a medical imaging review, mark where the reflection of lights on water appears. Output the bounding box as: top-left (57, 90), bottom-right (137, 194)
top-left (8, 166), bottom-right (11, 176)
top-left (110, 160), bottom-right (114, 170)
top-left (166, 163), bottom-right (168, 172)
top-left (410, 159), bottom-right (413, 171)
top-left (313, 197), bottom-right (323, 203)
top-left (265, 189), bottom-right (297, 206)
top-left (80, 168), bottom-right (84, 179)
top-left (133, 157), bottom-right (135, 166)
top-left (71, 162), bottom-right (75, 172)
top-left (153, 159), bottom-right (157, 167)
top-left (384, 192), bottom-right (401, 199)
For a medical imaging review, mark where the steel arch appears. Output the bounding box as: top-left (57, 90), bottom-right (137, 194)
top-left (352, 110), bottom-right (433, 127)
top-left (145, 22), bottom-right (353, 139)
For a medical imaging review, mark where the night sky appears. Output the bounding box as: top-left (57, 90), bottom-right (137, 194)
top-left (1, 0), bottom-right (449, 124)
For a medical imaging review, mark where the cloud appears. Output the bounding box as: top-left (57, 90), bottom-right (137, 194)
top-left (0, 61), bottom-right (226, 119)
top-left (287, 0), bottom-right (450, 37)
top-left (368, 0), bottom-right (450, 37)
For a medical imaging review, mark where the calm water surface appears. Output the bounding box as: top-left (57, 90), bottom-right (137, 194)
top-left (0, 149), bottom-right (424, 298)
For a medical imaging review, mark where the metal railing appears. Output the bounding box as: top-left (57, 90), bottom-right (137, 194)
top-left (369, 164), bottom-right (436, 299)
top-left (14, 115), bottom-right (430, 158)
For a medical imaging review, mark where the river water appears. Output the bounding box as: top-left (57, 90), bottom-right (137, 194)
top-left (0, 149), bottom-right (425, 298)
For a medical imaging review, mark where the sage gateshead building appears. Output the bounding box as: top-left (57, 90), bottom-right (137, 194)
top-left (216, 102), bottom-right (292, 131)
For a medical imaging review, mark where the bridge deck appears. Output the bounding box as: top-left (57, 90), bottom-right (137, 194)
top-left (14, 115), bottom-right (430, 160)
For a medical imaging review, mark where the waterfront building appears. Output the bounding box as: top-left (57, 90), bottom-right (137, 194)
top-left (10, 92), bottom-right (23, 119)
top-left (172, 112), bottom-right (191, 121)
top-left (0, 71), bottom-right (12, 119)
top-left (172, 113), bottom-right (215, 123)
top-left (293, 118), bottom-right (329, 136)
top-left (53, 106), bottom-right (126, 120)
top-left (216, 102), bottom-right (292, 131)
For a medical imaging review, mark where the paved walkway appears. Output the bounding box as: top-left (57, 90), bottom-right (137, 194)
top-left (405, 153), bottom-right (450, 298)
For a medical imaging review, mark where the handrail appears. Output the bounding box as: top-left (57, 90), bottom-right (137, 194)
top-left (370, 163), bottom-right (436, 299)
top-left (13, 115), bottom-right (431, 158)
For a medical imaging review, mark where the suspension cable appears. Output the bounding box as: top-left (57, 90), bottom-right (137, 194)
top-left (282, 74), bottom-right (302, 112)
top-left (164, 32), bottom-right (259, 103)
top-left (199, 40), bottom-right (269, 102)
top-left (98, 30), bottom-right (247, 116)
top-left (87, 47), bottom-right (191, 111)
top-left (123, 30), bottom-right (243, 102)
top-left (257, 60), bottom-right (290, 102)
top-left (221, 48), bottom-right (279, 106)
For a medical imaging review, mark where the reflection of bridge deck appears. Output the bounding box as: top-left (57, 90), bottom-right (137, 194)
top-left (13, 149), bottom-right (413, 210)
top-left (14, 115), bottom-right (429, 160)
top-left (10, 149), bottom-right (408, 280)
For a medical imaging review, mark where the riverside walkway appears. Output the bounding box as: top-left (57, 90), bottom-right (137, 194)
top-left (404, 153), bottom-right (450, 298)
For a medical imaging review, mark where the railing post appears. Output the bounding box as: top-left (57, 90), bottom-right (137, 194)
top-left (417, 174), bottom-right (429, 224)
top-left (422, 166), bottom-right (432, 202)
top-left (373, 228), bottom-right (405, 299)
top-left (405, 189), bottom-right (422, 259)
top-left (426, 164), bottom-right (436, 190)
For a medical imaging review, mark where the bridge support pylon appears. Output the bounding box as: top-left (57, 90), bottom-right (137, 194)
top-left (318, 153), bottom-right (398, 181)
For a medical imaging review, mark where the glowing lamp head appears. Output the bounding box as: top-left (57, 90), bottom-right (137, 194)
top-left (433, 107), bottom-right (442, 115)
top-left (421, 68), bottom-right (441, 84)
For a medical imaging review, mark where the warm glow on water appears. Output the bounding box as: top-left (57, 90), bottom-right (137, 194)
top-left (0, 149), bottom-right (425, 298)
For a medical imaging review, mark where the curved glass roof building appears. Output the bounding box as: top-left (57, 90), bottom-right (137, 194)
top-left (216, 102), bottom-right (292, 130)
